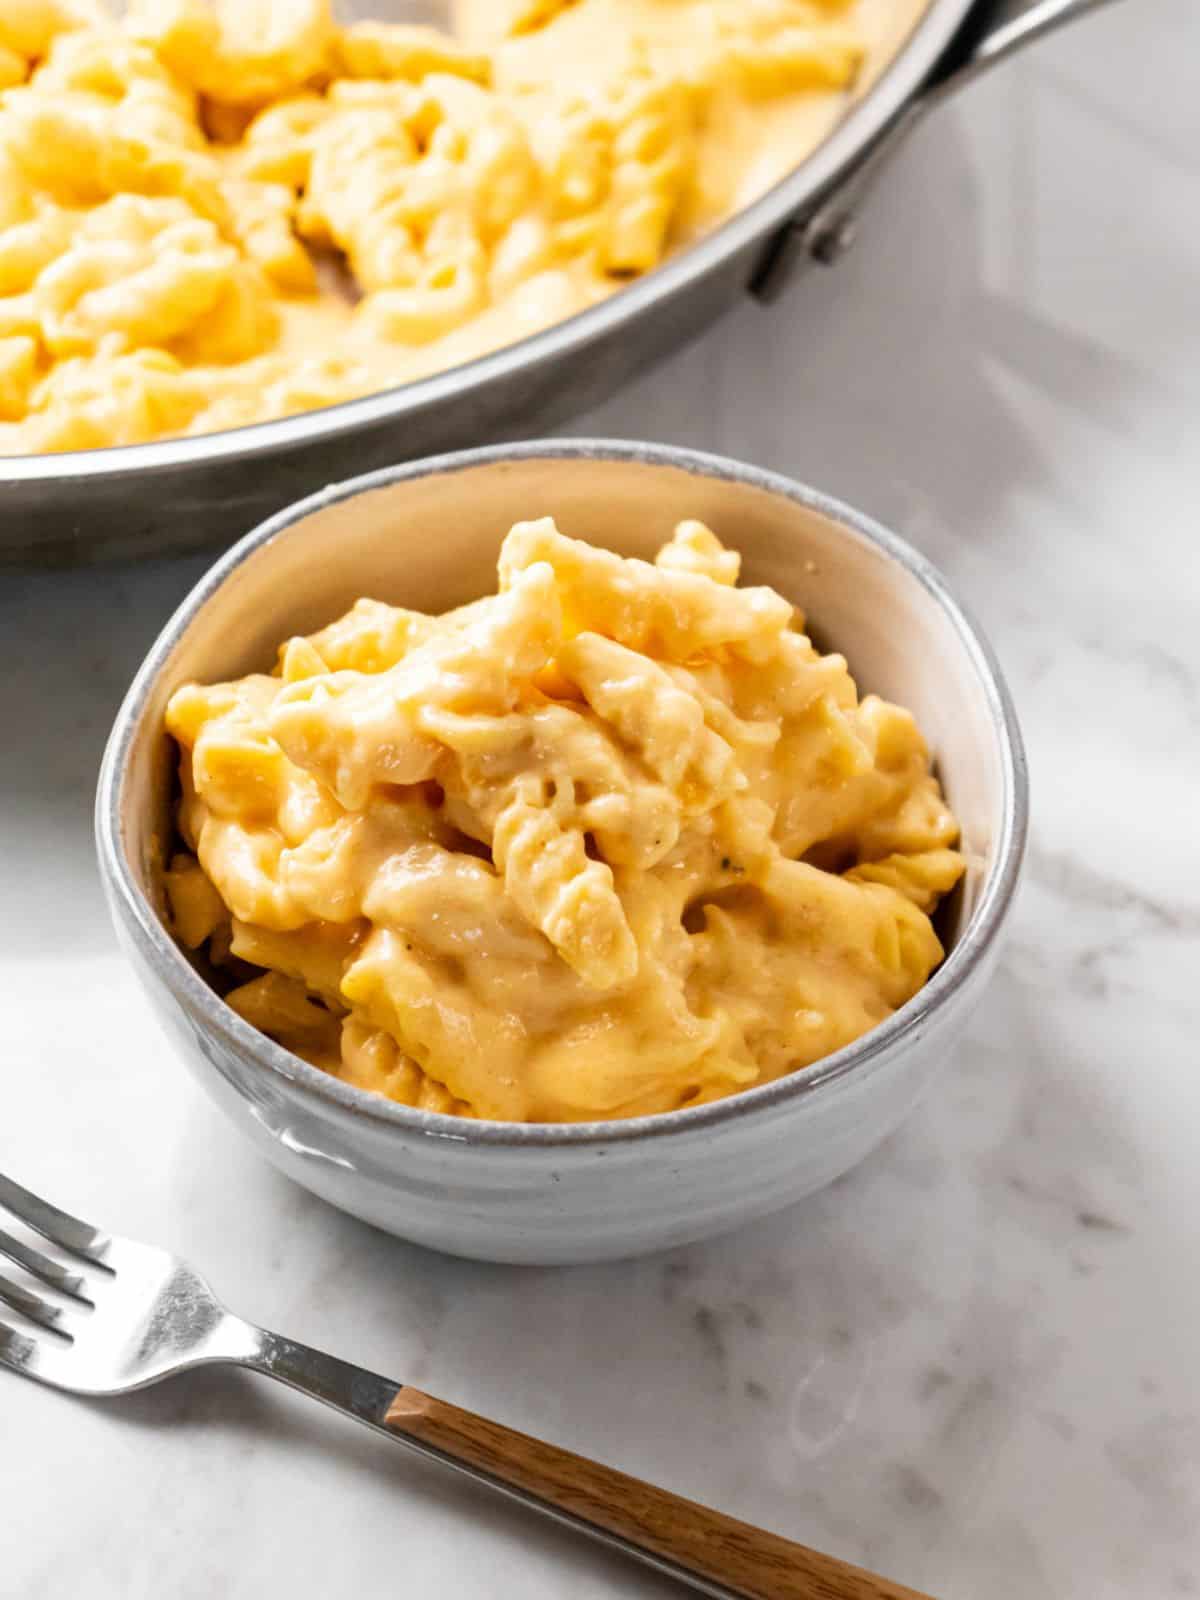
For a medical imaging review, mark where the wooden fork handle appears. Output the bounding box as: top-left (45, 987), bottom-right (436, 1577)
top-left (384, 1388), bottom-right (936, 1600)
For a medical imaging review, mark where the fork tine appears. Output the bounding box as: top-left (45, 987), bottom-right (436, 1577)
top-left (0, 1318), bottom-right (39, 1373)
top-left (0, 1174), bottom-right (110, 1267)
top-left (0, 1226), bottom-right (90, 1302)
top-left (0, 1271), bottom-right (72, 1338)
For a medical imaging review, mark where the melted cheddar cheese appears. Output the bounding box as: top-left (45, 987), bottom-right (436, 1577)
top-left (164, 519), bottom-right (964, 1123)
top-left (0, 0), bottom-right (924, 454)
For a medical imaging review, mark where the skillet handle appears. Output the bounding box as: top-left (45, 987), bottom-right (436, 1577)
top-left (750, 0), bottom-right (1126, 301)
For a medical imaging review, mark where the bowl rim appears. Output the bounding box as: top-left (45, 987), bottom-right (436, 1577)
top-left (96, 438), bottom-right (1029, 1150)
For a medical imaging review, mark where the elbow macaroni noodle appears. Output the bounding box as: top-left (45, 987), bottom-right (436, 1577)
top-left (164, 520), bottom-right (965, 1123)
top-left (0, 0), bottom-right (920, 454)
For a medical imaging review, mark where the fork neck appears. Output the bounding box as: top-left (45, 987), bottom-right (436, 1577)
top-left (227, 1321), bottom-right (401, 1430)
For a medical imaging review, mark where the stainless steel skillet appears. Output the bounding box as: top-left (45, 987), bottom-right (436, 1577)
top-left (1, 0), bottom-right (1118, 566)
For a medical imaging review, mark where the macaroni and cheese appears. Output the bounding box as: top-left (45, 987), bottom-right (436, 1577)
top-left (164, 519), bottom-right (964, 1123)
top-left (0, 0), bottom-right (924, 454)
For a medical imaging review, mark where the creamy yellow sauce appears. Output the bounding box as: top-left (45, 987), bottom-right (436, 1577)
top-left (0, 0), bottom-right (926, 455)
top-left (164, 518), bottom-right (963, 1124)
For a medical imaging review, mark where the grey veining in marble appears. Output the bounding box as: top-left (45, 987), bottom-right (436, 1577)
top-left (2, 1), bottom-right (1198, 1593)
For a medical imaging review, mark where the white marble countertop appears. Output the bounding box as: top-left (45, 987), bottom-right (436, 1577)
top-left (3, 3), bottom-right (1198, 1594)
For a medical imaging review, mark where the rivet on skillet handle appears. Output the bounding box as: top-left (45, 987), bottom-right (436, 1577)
top-left (749, 0), bottom-right (1127, 303)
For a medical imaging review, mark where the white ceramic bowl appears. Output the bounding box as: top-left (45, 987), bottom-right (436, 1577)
top-left (96, 442), bottom-right (1027, 1264)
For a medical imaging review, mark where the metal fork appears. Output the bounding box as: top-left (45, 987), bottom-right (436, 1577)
top-left (0, 1172), bottom-right (933, 1600)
